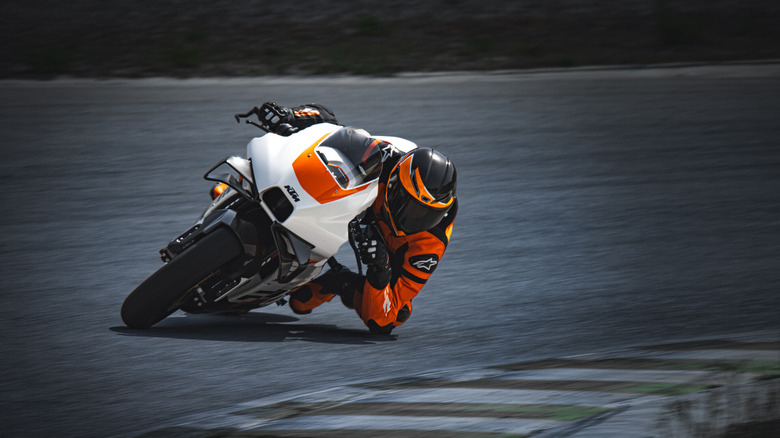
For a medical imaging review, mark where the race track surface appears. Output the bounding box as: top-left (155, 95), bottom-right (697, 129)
top-left (1, 64), bottom-right (779, 437)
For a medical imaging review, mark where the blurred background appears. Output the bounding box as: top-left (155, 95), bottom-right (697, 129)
top-left (2, 0), bottom-right (779, 78)
top-left (1, 2), bottom-right (779, 437)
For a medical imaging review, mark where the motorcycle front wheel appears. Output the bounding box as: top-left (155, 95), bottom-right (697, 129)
top-left (121, 226), bottom-right (243, 329)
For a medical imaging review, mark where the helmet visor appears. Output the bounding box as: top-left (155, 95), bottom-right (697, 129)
top-left (387, 178), bottom-right (451, 234)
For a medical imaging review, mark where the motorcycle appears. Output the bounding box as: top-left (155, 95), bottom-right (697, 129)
top-left (120, 104), bottom-right (416, 329)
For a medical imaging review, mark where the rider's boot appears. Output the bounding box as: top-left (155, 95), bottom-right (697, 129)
top-left (289, 283), bottom-right (336, 315)
top-left (289, 264), bottom-right (362, 314)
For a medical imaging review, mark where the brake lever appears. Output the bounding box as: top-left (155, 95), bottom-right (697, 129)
top-left (234, 107), bottom-right (271, 132)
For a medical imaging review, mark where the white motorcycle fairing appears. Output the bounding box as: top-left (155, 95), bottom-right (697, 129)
top-left (186, 123), bottom-right (415, 307)
top-left (250, 123), bottom-right (378, 258)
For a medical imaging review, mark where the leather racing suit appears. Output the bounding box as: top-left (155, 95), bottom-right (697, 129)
top-left (272, 103), bottom-right (457, 335)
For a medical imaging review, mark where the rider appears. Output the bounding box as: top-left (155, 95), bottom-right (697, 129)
top-left (260, 102), bottom-right (457, 335)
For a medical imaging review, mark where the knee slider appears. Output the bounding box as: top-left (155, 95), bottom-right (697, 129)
top-left (366, 319), bottom-right (394, 335)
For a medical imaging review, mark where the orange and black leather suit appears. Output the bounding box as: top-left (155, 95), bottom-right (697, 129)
top-left (280, 103), bottom-right (457, 334)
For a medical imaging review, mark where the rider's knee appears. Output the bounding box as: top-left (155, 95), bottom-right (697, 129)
top-left (366, 319), bottom-right (395, 335)
top-left (361, 304), bottom-right (411, 334)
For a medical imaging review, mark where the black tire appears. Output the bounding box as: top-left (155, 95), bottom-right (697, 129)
top-left (121, 227), bottom-right (243, 329)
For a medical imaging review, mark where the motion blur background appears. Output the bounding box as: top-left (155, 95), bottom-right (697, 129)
top-left (1, 2), bottom-right (779, 437)
top-left (2, 0), bottom-right (779, 78)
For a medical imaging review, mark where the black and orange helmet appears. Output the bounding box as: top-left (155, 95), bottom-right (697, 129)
top-left (382, 148), bottom-right (457, 236)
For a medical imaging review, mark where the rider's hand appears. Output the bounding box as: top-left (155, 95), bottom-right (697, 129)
top-left (359, 236), bottom-right (391, 289)
top-left (259, 102), bottom-right (292, 121)
top-left (259, 102), bottom-right (298, 136)
top-left (359, 238), bottom-right (389, 268)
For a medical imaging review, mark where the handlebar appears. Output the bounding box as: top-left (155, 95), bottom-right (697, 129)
top-left (234, 103), bottom-right (298, 135)
top-left (234, 107), bottom-right (270, 131)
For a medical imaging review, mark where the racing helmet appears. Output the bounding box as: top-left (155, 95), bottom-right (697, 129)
top-left (382, 148), bottom-right (457, 236)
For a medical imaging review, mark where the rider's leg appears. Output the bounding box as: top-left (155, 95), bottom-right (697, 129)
top-left (289, 281), bottom-right (335, 314)
top-left (289, 266), bottom-right (363, 314)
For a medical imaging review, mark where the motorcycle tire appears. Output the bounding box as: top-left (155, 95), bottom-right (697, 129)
top-left (121, 226), bottom-right (243, 329)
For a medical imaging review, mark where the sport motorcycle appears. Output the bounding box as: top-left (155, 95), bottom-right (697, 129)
top-left (120, 105), bottom-right (415, 329)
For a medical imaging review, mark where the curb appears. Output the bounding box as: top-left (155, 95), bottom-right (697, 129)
top-left (133, 331), bottom-right (779, 437)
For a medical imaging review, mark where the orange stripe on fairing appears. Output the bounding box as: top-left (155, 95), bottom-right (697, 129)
top-left (292, 132), bottom-right (373, 204)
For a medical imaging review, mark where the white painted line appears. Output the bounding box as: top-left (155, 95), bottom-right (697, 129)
top-left (496, 368), bottom-right (761, 386)
top-left (251, 414), bottom-right (562, 434)
top-left (175, 414), bottom-right (271, 431)
top-left (293, 387), bottom-right (666, 408)
top-left (237, 385), bottom-right (379, 409)
top-left (647, 349), bottom-right (779, 361)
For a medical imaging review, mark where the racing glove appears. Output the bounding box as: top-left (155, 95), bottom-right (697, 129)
top-left (259, 102), bottom-right (340, 136)
top-left (359, 236), bottom-right (392, 290)
top-left (258, 101), bottom-right (297, 136)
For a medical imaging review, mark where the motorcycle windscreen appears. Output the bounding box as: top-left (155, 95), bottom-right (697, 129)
top-left (316, 127), bottom-right (384, 190)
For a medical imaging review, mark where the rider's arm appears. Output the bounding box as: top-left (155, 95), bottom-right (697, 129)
top-left (288, 104), bottom-right (339, 129)
top-left (355, 208), bottom-right (456, 334)
top-left (258, 102), bottom-right (339, 134)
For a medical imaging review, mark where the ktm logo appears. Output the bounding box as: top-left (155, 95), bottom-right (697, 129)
top-left (285, 185), bottom-right (301, 202)
top-left (410, 254), bottom-right (439, 273)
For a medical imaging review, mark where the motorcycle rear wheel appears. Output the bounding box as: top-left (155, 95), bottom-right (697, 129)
top-left (121, 227), bottom-right (243, 329)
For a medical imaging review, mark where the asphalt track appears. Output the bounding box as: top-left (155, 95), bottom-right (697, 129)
top-left (0, 63), bottom-right (779, 437)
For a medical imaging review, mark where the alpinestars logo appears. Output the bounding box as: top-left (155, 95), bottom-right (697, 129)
top-left (379, 141), bottom-right (401, 162)
top-left (409, 254), bottom-right (439, 273)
